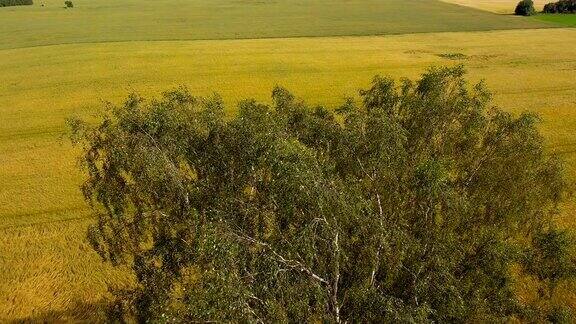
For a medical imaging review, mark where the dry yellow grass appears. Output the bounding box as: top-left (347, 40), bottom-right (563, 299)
top-left (1, 28), bottom-right (575, 320)
top-left (441, 0), bottom-right (550, 13)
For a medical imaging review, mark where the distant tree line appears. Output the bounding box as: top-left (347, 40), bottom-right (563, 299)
top-left (516, 0), bottom-right (576, 15)
top-left (0, 0), bottom-right (32, 7)
top-left (543, 0), bottom-right (576, 13)
top-left (70, 66), bottom-right (575, 322)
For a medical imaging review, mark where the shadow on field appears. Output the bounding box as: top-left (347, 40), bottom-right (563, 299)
top-left (9, 300), bottom-right (107, 323)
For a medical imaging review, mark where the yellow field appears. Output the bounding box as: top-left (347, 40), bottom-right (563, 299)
top-left (1, 28), bottom-right (576, 320)
top-left (441, 0), bottom-right (549, 13)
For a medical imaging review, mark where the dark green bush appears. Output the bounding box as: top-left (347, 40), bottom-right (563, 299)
top-left (543, 0), bottom-right (576, 13)
top-left (524, 229), bottom-right (576, 283)
top-left (515, 0), bottom-right (536, 15)
top-left (0, 0), bottom-right (33, 7)
top-left (548, 306), bottom-right (574, 324)
top-left (64, 0), bottom-right (72, 8)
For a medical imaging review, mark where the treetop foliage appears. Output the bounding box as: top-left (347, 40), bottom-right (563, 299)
top-left (515, 0), bottom-right (536, 15)
top-left (543, 0), bottom-right (576, 13)
top-left (0, 0), bottom-right (32, 7)
top-left (69, 65), bottom-right (574, 322)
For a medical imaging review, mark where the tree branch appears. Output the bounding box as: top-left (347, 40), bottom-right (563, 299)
top-left (230, 231), bottom-right (329, 285)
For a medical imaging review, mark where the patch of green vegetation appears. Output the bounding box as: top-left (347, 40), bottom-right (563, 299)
top-left (0, 0), bottom-right (552, 50)
top-left (534, 13), bottom-right (576, 26)
top-left (543, 0), bottom-right (576, 14)
top-left (0, 0), bottom-right (32, 7)
top-left (515, 0), bottom-right (536, 16)
top-left (437, 52), bottom-right (469, 60)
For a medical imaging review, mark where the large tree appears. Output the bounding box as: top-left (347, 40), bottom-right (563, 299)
top-left (70, 66), bottom-right (573, 322)
top-left (515, 0), bottom-right (536, 15)
top-left (543, 0), bottom-right (576, 13)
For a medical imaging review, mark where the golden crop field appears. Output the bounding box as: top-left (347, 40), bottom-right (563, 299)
top-left (2, 28), bottom-right (576, 321)
top-left (441, 0), bottom-right (549, 13)
top-left (442, 0), bottom-right (576, 26)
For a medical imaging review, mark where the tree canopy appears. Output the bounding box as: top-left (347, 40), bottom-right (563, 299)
top-left (515, 0), bottom-right (536, 15)
top-left (0, 0), bottom-right (32, 7)
top-left (543, 0), bottom-right (576, 13)
top-left (69, 66), bottom-right (574, 322)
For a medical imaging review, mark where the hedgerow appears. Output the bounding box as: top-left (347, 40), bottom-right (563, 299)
top-left (543, 0), bottom-right (576, 13)
top-left (0, 0), bottom-right (33, 7)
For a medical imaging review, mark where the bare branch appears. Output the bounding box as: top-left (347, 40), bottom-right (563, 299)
top-left (371, 193), bottom-right (384, 287)
top-left (332, 231), bottom-right (341, 324)
top-left (230, 232), bottom-right (329, 285)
